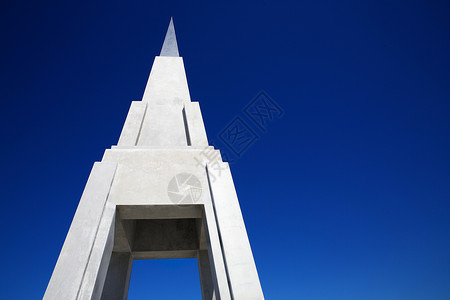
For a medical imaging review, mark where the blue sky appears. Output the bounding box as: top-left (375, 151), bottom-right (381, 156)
top-left (1, 0), bottom-right (450, 299)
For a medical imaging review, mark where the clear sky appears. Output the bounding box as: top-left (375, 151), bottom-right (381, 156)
top-left (1, 0), bottom-right (450, 299)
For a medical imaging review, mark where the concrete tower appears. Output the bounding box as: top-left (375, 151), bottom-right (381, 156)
top-left (44, 18), bottom-right (264, 300)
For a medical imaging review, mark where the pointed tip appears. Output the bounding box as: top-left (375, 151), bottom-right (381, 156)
top-left (160, 17), bottom-right (179, 57)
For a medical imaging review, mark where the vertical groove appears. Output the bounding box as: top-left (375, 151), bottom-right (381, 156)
top-left (182, 106), bottom-right (192, 146)
top-left (134, 103), bottom-right (148, 146)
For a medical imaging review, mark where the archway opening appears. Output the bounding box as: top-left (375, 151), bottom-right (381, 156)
top-left (127, 258), bottom-right (202, 299)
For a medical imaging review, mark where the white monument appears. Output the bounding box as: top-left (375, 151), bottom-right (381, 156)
top-left (44, 18), bottom-right (264, 300)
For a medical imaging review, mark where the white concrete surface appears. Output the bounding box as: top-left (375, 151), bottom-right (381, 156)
top-left (184, 101), bottom-right (209, 146)
top-left (207, 163), bottom-right (265, 299)
top-left (45, 18), bottom-right (264, 300)
top-left (117, 101), bottom-right (147, 146)
top-left (44, 162), bottom-right (117, 300)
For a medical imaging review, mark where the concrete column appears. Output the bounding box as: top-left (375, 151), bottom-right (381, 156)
top-left (203, 204), bottom-right (232, 300)
top-left (100, 252), bottom-right (133, 300)
top-left (78, 202), bottom-right (116, 300)
top-left (198, 250), bottom-right (215, 300)
top-left (117, 101), bottom-right (147, 146)
top-left (207, 163), bottom-right (264, 300)
top-left (183, 102), bottom-right (208, 147)
top-left (44, 162), bottom-right (117, 300)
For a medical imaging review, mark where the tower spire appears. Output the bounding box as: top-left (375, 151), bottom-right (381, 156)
top-left (160, 17), bottom-right (179, 57)
top-left (44, 18), bottom-right (264, 300)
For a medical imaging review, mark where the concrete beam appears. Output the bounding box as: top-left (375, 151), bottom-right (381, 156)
top-left (117, 205), bottom-right (203, 219)
top-left (132, 219), bottom-right (199, 252)
top-left (132, 250), bottom-right (198, 260)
